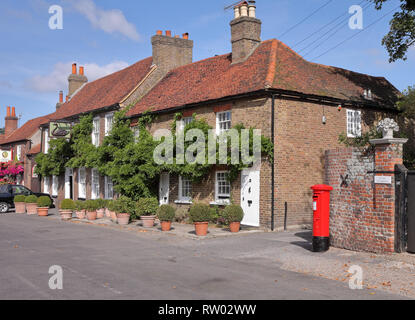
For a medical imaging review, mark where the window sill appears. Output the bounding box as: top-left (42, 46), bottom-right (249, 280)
top-left (210, 201), bottom-right (230, 206)
top-left (174, 200), bottom-right (193, 205)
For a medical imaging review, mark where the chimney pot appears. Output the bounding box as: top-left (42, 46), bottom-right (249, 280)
top-left (79, 66), bottom-right (84, 75)
top-left (72, 63), bottom-right (77, 74)
top-left (12, 107), bottom-right (16, 117)
top-left (166, 30), bottom-right (172, 37)
top-left (248, 2), bottom-right (256, 18)
top-left (6, 106), bottom-right (10, 117)
top-left (234, 6), bottom-right (241, 19)
top-left (156, 30), bottom-right (162, 35)
top-left (240, 3), bottom-right (248, 17)
top-left (59, 91), bottom-right (63, 103)
top-left (182, 33), bottom-right (189, 39)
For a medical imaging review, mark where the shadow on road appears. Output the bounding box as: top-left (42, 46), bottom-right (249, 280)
top-left (291, 231), bottom-right (313, 252)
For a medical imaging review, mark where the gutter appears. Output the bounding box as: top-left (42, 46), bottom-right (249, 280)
top-left (271, 94), bottom-right (276, 231)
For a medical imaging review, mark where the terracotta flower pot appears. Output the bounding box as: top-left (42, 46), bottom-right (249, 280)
top-left (105, 208), bottom-right (111, 218)
top-left (37, 207), bottom-right (49, 217)
top-left (15, 202), bottom-right (26, 214)
top-left (26, 203), bottom-right (37, 215)
top-left (109, 211), bottom-right (117, 223)
top-left (87, 211), bottom-right (97, 221)
top-left (76, 210), bottom-right (86, 220)
top-left (97, 208), bottom-right (105, 219)
top-left (117, 213), bottom-right (130, 225)
top-left (161, 221), bottom-right (172, 232)
top-left (141, 215), bottom-right (156, 228)
top-left (194, 222), bottom-right (209, 236)
top-left (229, 222), bottom-right (241, 233)
top-left (60, 210), bottom-right (73, 220)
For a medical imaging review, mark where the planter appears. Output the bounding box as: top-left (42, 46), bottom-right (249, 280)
top-left (37, 207), bottom-right (49, 217)
top-left (76, 210), bottom-right (86, 220)
top-left (97, 208), bottom-right (105, 219)
top-left (86, 211), bottom-right (97, 221)
top-left (161, 221), bottom-right (172, 232)
top-left (105, 208), bottom-right (111, 218)
top-left (194, 222), bottom-right (209, 236)
top-left (117, 213), bottom-right (130, 225)
top-left (109, 211), bottom-right (117, 222)
top-left (15, 202), bottom-right (26, 214)
top-left (60, 210), bottom-right (73, 220)
top-left (229, 222), bottom-right (241, 233)
top-left (26, 203), bottom-right (38, 215)
top-left (141, 215), bottom-right (156, 228)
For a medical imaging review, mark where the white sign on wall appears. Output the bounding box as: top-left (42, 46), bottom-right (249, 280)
top-left (374, 176), bottom-right (392, 185)
top-left (0, 150), bottom-right (12, 162)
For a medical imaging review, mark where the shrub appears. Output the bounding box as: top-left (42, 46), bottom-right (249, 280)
top-left (136, 198), bottom-right (159, 217)
top-left (95, 199), bottom-right (106, 209)
top-left (85, 200), bottom-right (98, 212)
top-left (223, 205), bottom-right (244, 223)
top-left (157, 205), bottom-right (176, 222)
top-left (60, 199), bottom-right (75, 210)
top-left (175, 207), bottom-right (189, 223)
top-left (113, 196), bottom-right (135, 215)
top-left (107, 200), bottom-right (116, 212)
top-left (37, 196), bottom-right (52, 208)
top-left (189, 203), bottom-right (211, 223)
top-left (25, 195), bottom-right (38, 204)
top-left (74, 200), bottom-right (86, 211)
top-left (14, 195), bottom-right (26, 203)
top-left (209, 206), bottom-right (225, 224)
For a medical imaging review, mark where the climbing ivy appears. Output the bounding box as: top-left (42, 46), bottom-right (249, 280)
top-left (34, 136), bottom-right (72, 177)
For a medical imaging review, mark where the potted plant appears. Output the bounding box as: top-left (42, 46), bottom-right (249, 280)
top-left (223, 205), bottom-right (244, 233)
top-left (14, 195), bottom-right (26, 214)
top-left (114, 196), bottom-right (134, 225)
top-left (96, 199), bottom-right (106, 219)
top-left (107, 200), bottom-right (117, 222)
top-left (37, 196), bottom-right (52, 217)
top-left (189, 203), bottom-right (211, 236)
top-left (85, 200), bottom-right (98, 221)
top-left (104, 200), bottom-right (111, 218)
top-left (25, 195), bottom-right (38, 215)
top-left (60, 199), bottom-right (75, 220)
top-left (156, 205), bottom-right (176, 231)
top-left (137, 197), bottom-right (159, 228)
top-left (74, 200), bottom-right (86, 219)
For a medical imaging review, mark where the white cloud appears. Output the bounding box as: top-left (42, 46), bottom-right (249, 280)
top-left (71, 0), bottom-right (140, 41)
top-left (25, 61), bottom-right (129, 93)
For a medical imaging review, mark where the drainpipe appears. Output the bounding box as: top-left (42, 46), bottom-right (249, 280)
top-left (271, 94), bottom-right (276, 231)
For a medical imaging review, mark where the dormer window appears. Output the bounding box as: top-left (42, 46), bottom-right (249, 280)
top-left (363, 89), bottom-right (373, 100)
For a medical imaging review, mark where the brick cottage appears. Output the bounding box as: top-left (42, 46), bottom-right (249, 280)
top-left (33, 1), bottom-right (400, 230)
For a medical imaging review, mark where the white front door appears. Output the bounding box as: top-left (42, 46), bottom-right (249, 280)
top-left (241, 170), bottom-right (260, 227)
top-left (159, 173), bottom-right (170, 205)
top-left (65, 168), bottom-right (73, 199)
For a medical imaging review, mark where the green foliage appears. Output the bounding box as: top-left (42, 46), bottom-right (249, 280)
top-left (60, 199), bottom-right (75, 210)
top-left (35, 138), bottom-right (73, 177)
top-left (338, 126), bottom-right (382, 148)
top-left (156, 205), bottom-right (176, 221)
top-left (95, 199), bottom-right (106, 209)
top-left (175, 207), bottom-right (189, 223)
top-left (222, 205), bottom-right (244, 223)
top-left (189, 203), bottom-right (211, 222)
top-left (209, 205), bottom-right (225, 224)
top-left (74, 200), bottom-right (86, 211)
top-left (136, 197), bottom-right (159, 217)
top-left (25, 195), bottom-right (37, 203)
top-left (85, 199), bottom-right (98, 212)
top-left (14, 195), bottom-right (26, 203)
top-left (107, 200), bottom-right (116, 212)
top-left (37, 196), bottom-right (52, 208)
top-left (397, 85), bottom-right (415, 118)
top-left (113, 196), bottom-right (136, 215)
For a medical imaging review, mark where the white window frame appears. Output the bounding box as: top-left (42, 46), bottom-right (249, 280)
top-left (105, 176), bottom-right (113, 199)
top-left (105, 113), bottom-right (114, 136)
top-left (178, 116), bottom-right (193, 132)
top-left (44, 176), bottom-right (50, 194)
top-left (347, 109), bottom-right (362, 138)
top-left (216, 111), bottom-right (232, 135)
top-left (133, 126), bottom-right (140, 143)
top-left (215, 171), bottom-right (231, 204)
top-left (92, 117), bottom-right (100, 147)
top-left (52, 175), bottom-right (58, 197)
top-left (178, 175), bottom-right (192, 202)
top-left (91, 168), bottom-right (100, 200)
top-left (78, 167), bottom-right (86, 199)
top-left (16, 145), bottom-right (22, 161)
top-left (44, 129), bottom-right (50, 154)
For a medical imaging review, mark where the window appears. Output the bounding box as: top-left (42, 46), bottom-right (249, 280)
top-left (105, 113), bottom-right (114, 136)
top-left (16, 145), bottom-right (22, 161)
top-left (178, 117), bottom-right (193, 131)
top-left (52, 175), bottom-right (58, 197)
top-left (91, 168), bottom-right (100, 199)
top-left (44, 176), bottom-right (50, 194)
top-left (347, 109), bottom-right (362, 138)
top-left (215, 171), bottom-right (231, 204)
top-left (78, 167), bottom-right (86, 199)
top-left (105, 176), bottom-right (113, 199)
top-left (12, 185), bottom-right (30, 195)
top-left (133, 127), bottom-right (140, 143)
top-left (216, 111), bottom-right (231, 135)
top-left (92, 117), bottom-right (100, 147)
top-left (44, 129), bottom-right (50, 154)
top-left (178, 176), bottom-right (192, 202)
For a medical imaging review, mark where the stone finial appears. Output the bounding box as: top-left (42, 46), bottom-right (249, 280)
top-left (377, 118), bottom-right (399, 139)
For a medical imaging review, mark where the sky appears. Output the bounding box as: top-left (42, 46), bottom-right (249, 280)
top-left (0, 0), bottom-right (413, 127)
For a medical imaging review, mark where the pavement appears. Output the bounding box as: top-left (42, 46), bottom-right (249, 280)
top-left (0, 209), bottom-right (413, 300)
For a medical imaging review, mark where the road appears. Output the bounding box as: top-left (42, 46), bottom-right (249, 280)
top-left (0, 212), bottom-right (406, 300)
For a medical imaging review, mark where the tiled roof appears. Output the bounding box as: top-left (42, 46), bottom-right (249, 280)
top-left (46, 57), bottom-right (153, 122)
top-left (126, 39), bottom-right (399, 117)
top-left (0, 115), bottom-right (53, 145)
top-left (27, 144), bottom-right (41, 155)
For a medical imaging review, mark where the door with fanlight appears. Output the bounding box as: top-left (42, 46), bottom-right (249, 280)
top-left (241, 170), bottom-right (260, 227)
top-left (159, 173), bottom-right (170, 205)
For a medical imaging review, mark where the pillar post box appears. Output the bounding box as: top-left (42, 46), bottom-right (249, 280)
top-left (311, 184), bottom-right (333, 252)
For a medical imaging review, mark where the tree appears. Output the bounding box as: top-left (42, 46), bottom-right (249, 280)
top-left (370, 0), bottom-right (415, 62)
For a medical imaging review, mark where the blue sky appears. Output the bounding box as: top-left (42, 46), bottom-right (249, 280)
top-left (0, 0), bottom-right (413, 127)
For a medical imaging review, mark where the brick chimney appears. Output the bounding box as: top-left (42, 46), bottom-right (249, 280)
top-left (68, 63), bottom-right (88, 96)
top-left (5, 106), bottom-right (18, 136)
top-left (231, 1), bottom-right (262, 64)
top-left (56, 90), bottom-right (63, 110)
top-left (151, 30), bottom-right (193, 73)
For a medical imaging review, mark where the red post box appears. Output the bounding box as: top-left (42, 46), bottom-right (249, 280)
top-left (311, 184), bottom-right (333, 252)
